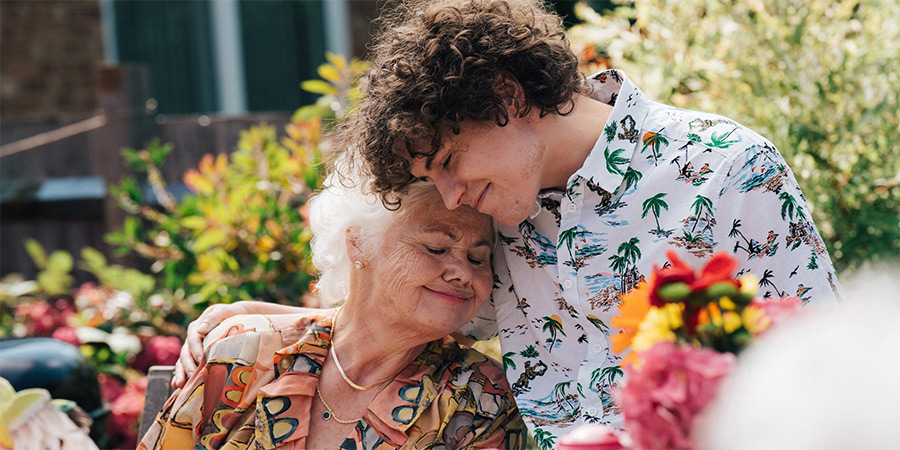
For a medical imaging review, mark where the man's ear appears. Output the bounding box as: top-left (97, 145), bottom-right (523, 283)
top-left (495, 73), bottom-right (527, 117)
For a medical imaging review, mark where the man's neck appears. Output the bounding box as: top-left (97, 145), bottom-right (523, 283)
top-left (539, 94), bottom-right (614, 190)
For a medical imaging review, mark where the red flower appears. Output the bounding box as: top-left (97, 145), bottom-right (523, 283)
top-left (107, 376), bottom-right (147, 449)
top-left (131, 335), bottom-right (182, 373)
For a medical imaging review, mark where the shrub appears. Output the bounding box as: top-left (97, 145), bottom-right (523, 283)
top-left (568, 0), bottom-right (900, 273)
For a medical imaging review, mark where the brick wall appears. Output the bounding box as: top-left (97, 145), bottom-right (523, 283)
top-left (0, 0), bottom-right (104, 122)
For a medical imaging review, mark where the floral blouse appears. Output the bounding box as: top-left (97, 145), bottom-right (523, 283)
top-left (138, 312), bottom-right (525, 449)
top-left (458, 70), bottom-right (843, 446)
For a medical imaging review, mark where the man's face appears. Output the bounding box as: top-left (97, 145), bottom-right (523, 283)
top-left (408, 119), bottom-right (547, 227)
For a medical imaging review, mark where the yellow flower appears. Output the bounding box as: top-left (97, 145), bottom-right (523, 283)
top-left (719, 296), bottom-right (737, 311)
top-left (739, 274), bottom-right (760, 297)
top-left (723, 311), bottom-right (742, 333)
top-left (742, 305), bottom-right (771, 334)
top-left (632, 304), bottom-right (681, 353)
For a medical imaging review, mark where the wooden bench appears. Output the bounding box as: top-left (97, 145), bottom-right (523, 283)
top-left (138, 365), bottom-right (175, 439)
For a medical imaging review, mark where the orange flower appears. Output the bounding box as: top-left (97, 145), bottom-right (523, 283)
top-left (611, 278), bottom-right (653, 355)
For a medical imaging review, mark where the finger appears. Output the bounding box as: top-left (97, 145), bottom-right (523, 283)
top-left (171, 360), bottom-right (184, 389)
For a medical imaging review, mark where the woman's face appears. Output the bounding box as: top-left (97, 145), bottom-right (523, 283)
top-left (367, 194), bottom-right (494, 339)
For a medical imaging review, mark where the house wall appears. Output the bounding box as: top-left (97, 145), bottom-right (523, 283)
top-left (0, 0), bottom-right (105, 123)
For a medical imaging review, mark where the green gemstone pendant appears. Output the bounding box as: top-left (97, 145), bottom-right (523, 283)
top-left (322, 411), bottom-right (332, 420)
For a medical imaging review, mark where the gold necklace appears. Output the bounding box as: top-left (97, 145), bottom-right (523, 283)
top-left (315, 384), bottom-right (361, 424)
top-left (330, 306), bottom-right (402, 391)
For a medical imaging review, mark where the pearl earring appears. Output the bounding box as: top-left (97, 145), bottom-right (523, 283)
top-left (354, 261), bottom-right (364, 270)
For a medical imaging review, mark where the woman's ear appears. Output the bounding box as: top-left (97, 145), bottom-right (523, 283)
top-left (345, 227), bottom-right (365, 265)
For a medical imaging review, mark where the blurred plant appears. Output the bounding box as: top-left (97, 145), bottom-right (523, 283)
top-left (568, 0), bottom-right (900, 273)
top-left (0, 53), bottom-right (368, 449)
top-left (105, 53), bottom-right (369, 312)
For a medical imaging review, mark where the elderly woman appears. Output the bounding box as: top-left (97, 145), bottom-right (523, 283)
top-left (139, 181), bottom-right (525, 449)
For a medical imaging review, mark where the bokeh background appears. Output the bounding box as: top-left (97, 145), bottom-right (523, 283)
top-left (1, 1), bottom-right (897, 448)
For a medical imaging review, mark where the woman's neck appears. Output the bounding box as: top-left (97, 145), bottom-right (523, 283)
top-left (328, 301), bottom-right (430, 387)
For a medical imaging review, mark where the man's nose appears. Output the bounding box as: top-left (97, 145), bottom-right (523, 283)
top-left (433, 175), bottom-right (465, 210)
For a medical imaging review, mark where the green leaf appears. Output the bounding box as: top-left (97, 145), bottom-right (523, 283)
top-left (180, 216), bottom-right (208, 230)
top-left (317, 64), bottom-right (341, 83)
top-left (46, 250), bottom-right (74, 274)
top-left (301, 80), bottom-right (338, 96)
top-left (24, 239), bottom-right (47, 269)
top-left (192, 229), bottom-right (229, 253)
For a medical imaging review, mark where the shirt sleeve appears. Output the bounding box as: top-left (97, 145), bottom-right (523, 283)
top-left (713, 141), bottom-right (843, 305)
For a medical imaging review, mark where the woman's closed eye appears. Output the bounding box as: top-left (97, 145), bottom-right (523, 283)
top-left (425, 246), bottom-right (447, 255)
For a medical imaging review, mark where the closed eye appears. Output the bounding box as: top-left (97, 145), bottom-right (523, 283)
top-left (425, 246), bottom-right (447, 255)
top-left (442, 152), bottom-right (452, 170)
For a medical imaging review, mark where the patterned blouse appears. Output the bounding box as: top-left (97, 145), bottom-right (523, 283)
top-left (139, 312), bottom-right (526, 449)
top-left (458, 70), bottom-right (844, 446)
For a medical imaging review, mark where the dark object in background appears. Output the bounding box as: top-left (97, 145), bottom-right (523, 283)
top-left (0, 337), bottom-right (102, 416)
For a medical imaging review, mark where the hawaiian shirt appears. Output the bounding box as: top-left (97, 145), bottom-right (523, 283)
top-left (458, 69), bottom-right (843, 446)
top-left (139, 312), bottom-right (526, 449)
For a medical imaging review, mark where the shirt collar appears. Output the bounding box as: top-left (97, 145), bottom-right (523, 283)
top-left (258, 314), bottom-right (448, 446)
top-left (574, 69), bottom-right (652, 194)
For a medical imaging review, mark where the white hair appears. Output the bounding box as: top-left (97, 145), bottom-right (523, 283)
top-left (308, 177), bottom-right (445, 307)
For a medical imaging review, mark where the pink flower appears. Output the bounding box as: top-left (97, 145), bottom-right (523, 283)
top-left (17, 299), bottom-right (75, 336)
top-left (98, 373), bottom-right (125, 404)
top-left (751, 296), bottom-right (802, 326)
top-left (131, 335), bottom-right (182, 372)
top-left (51, 326), bottom-right (81, 347)
top-left (107, 376), bottom-right (147, 449)
top-left (617, 342), bottom-right (736, 449)
top-left (558, 423), bottom-right (627, 449)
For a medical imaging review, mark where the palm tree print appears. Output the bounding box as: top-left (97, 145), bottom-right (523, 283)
top-left (759, 269), bottom-right (785, 297)
top-left (552, 381), bottom-right (577, 412)
top-left (502, 352), bottom-right (517, 372)
top-left (779, 191), bottom-right (805, 221)
top-left (533, 428), bottom-right (556, 450)
top-left (604, 147), bottom-right (629, 176)
top-left (519, 345), bottom-right (539, 359)
top-left (641, 129), bottom-right (669, 166)
top-left (589, 365), bottom-right (623, 390)
top-left (586, 314), bottom-right (609, 333)
top-left (603, 122), bottom-right (616, 142)
top-left (620, 167), bottom-right (643, 194)
top-left (608, 238), bottom-right (641, 292)
top-left (706, 127), bottom-right (740, 148)
top-left (641, 192), bottom-right (669, 235)
top-left (689, 194), bottom-right (713, 234)
top-left (541, 315), bottom-right (566, 352)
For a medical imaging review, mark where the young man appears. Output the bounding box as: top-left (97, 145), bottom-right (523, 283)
top-left (335, 0), bottom-right (843, 440)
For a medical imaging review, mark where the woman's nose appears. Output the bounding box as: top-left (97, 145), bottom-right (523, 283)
top-left (442, 253), bottom-right (473, 283)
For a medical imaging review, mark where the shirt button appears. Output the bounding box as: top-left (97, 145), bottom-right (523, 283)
top-left (586, 407), bottom-right (598, 416)
top-left (567, 203), bottom-right (577, 212)
top-left (563, 279), bottom-right (573, 289)
top-left (592, 344), bottom-right (603, 354)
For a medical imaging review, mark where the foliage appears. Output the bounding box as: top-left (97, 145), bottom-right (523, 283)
top-left (0, 53), bottom-right (367, 449)
top-left (568, 0), bottom-right (900, 273)
top-left (105, 53), bottom-right (368, 312)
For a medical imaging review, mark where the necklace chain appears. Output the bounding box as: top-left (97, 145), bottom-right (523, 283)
top-left (331, 306), bottom-right (402, 391)
top-left (315, 384), bottom-right (361, 424)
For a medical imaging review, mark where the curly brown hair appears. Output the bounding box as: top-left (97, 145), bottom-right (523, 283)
top-left (329, 0), bottom-right (587, 206)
